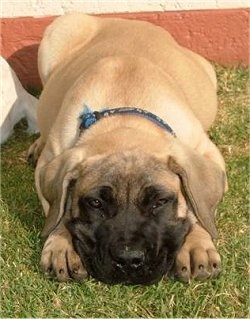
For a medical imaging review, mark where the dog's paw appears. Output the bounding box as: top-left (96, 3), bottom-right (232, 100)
top-left (27, 137), bottom-right (45, 167)
top-left (40, 233), bottom-right (88, 282)
top-left (173, 224), bottom-right (221, 282)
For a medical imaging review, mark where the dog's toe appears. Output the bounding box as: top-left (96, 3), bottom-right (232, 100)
top-left (191, 247), bottom-right (221, 280)
top-left (52, 250), bottom-right (70, 281)
top-left (191, 247), bottom-right (211, 280)
top-left (41, 234), bottom-right (88, 281)
top-left (174, 246), bottom-right (221, 282)
top-left (40, 250), bottom-right (54, 276)
top-left (173, 225), bottom-right (221, 282)
top-left (174, 248), bottom-right (191, 282)
top-left (66, 249), bottom-right (88, 281)
top-left (207, 248), bottom-right (221, 278)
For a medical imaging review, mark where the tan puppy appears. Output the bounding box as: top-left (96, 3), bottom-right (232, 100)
top-left (29, 13), bottom-right (227, 284)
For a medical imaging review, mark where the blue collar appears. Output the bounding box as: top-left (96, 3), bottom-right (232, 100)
top-left (79, 105), bottom-right (176, 137)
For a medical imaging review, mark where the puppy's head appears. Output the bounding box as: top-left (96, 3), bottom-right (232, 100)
top-left (66, 152), bottom-right (191, 284)
top-left (38, 142), bottom-right (225, 285)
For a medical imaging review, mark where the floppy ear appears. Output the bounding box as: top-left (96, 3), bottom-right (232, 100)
top-left (36, 149), bottom-right (85, 238)
top-left (167, 143), bottom-right (226, 239)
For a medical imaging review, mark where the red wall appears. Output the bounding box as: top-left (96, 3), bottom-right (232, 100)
top-left (1, 9), bottom-right (249, 89)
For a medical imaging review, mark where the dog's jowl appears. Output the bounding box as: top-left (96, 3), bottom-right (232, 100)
top-left (29, 13), bottom-right (227, 284)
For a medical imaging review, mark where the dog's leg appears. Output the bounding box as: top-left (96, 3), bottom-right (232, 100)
top-left (196, 133), bottom-right (228, 191)
top-left (173, 224), bottom-right (221, 282)
top-left (40, 222), bottom-right (87, 281)
top-left (27, 136), bottom-right (45, 167)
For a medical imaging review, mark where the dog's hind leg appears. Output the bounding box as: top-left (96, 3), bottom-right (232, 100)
top-left (195, 132), bottom-right (228, 192)
top-left (38, 13), bottom-right (99, 85)
top-left (27, 136), bottom-right (45, 167)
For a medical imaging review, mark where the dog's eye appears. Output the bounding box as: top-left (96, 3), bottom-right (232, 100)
top-left (152, 198), bottom-right (169, 210)
top-left (88, 198), bottom-right (103, 209)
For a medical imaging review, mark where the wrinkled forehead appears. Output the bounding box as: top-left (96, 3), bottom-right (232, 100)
top-left (75, 152), bottom-right (180, 195)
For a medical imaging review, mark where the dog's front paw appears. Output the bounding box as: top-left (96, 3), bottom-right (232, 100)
top-left (41, 233), bottom-right (88, 282)
top-left (173, 224), bottom-right (221, 282)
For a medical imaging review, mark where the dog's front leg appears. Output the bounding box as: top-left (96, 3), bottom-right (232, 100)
top-left (173, 224), bottom-right (221, 282)
top-left (40, 222), bottom-right (87, 281)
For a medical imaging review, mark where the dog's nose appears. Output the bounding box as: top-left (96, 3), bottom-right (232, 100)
top-left (111, 247), bottom-right (145, 270)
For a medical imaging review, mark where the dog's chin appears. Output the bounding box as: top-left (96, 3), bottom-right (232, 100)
top-left (80, 255), bottom-right (168, 285)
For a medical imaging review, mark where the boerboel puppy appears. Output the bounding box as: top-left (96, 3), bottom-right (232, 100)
top-left (28, 13), bottom-right (227, 285)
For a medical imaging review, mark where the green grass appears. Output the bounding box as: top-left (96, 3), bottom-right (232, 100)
top-left (1, 66), bottom-right (249, 318)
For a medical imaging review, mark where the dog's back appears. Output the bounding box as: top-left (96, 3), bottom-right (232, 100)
top-left (37, 13), bottom-right (217, 134)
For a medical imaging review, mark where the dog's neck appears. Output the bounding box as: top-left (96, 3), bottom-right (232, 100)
top-left (75, 111), bottom-right (176, 157)
top-left (79, 105), bottom-right (176, 137)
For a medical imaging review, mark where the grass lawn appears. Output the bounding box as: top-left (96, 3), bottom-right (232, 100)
top-left (1, 66), bottom-right (249, 318)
